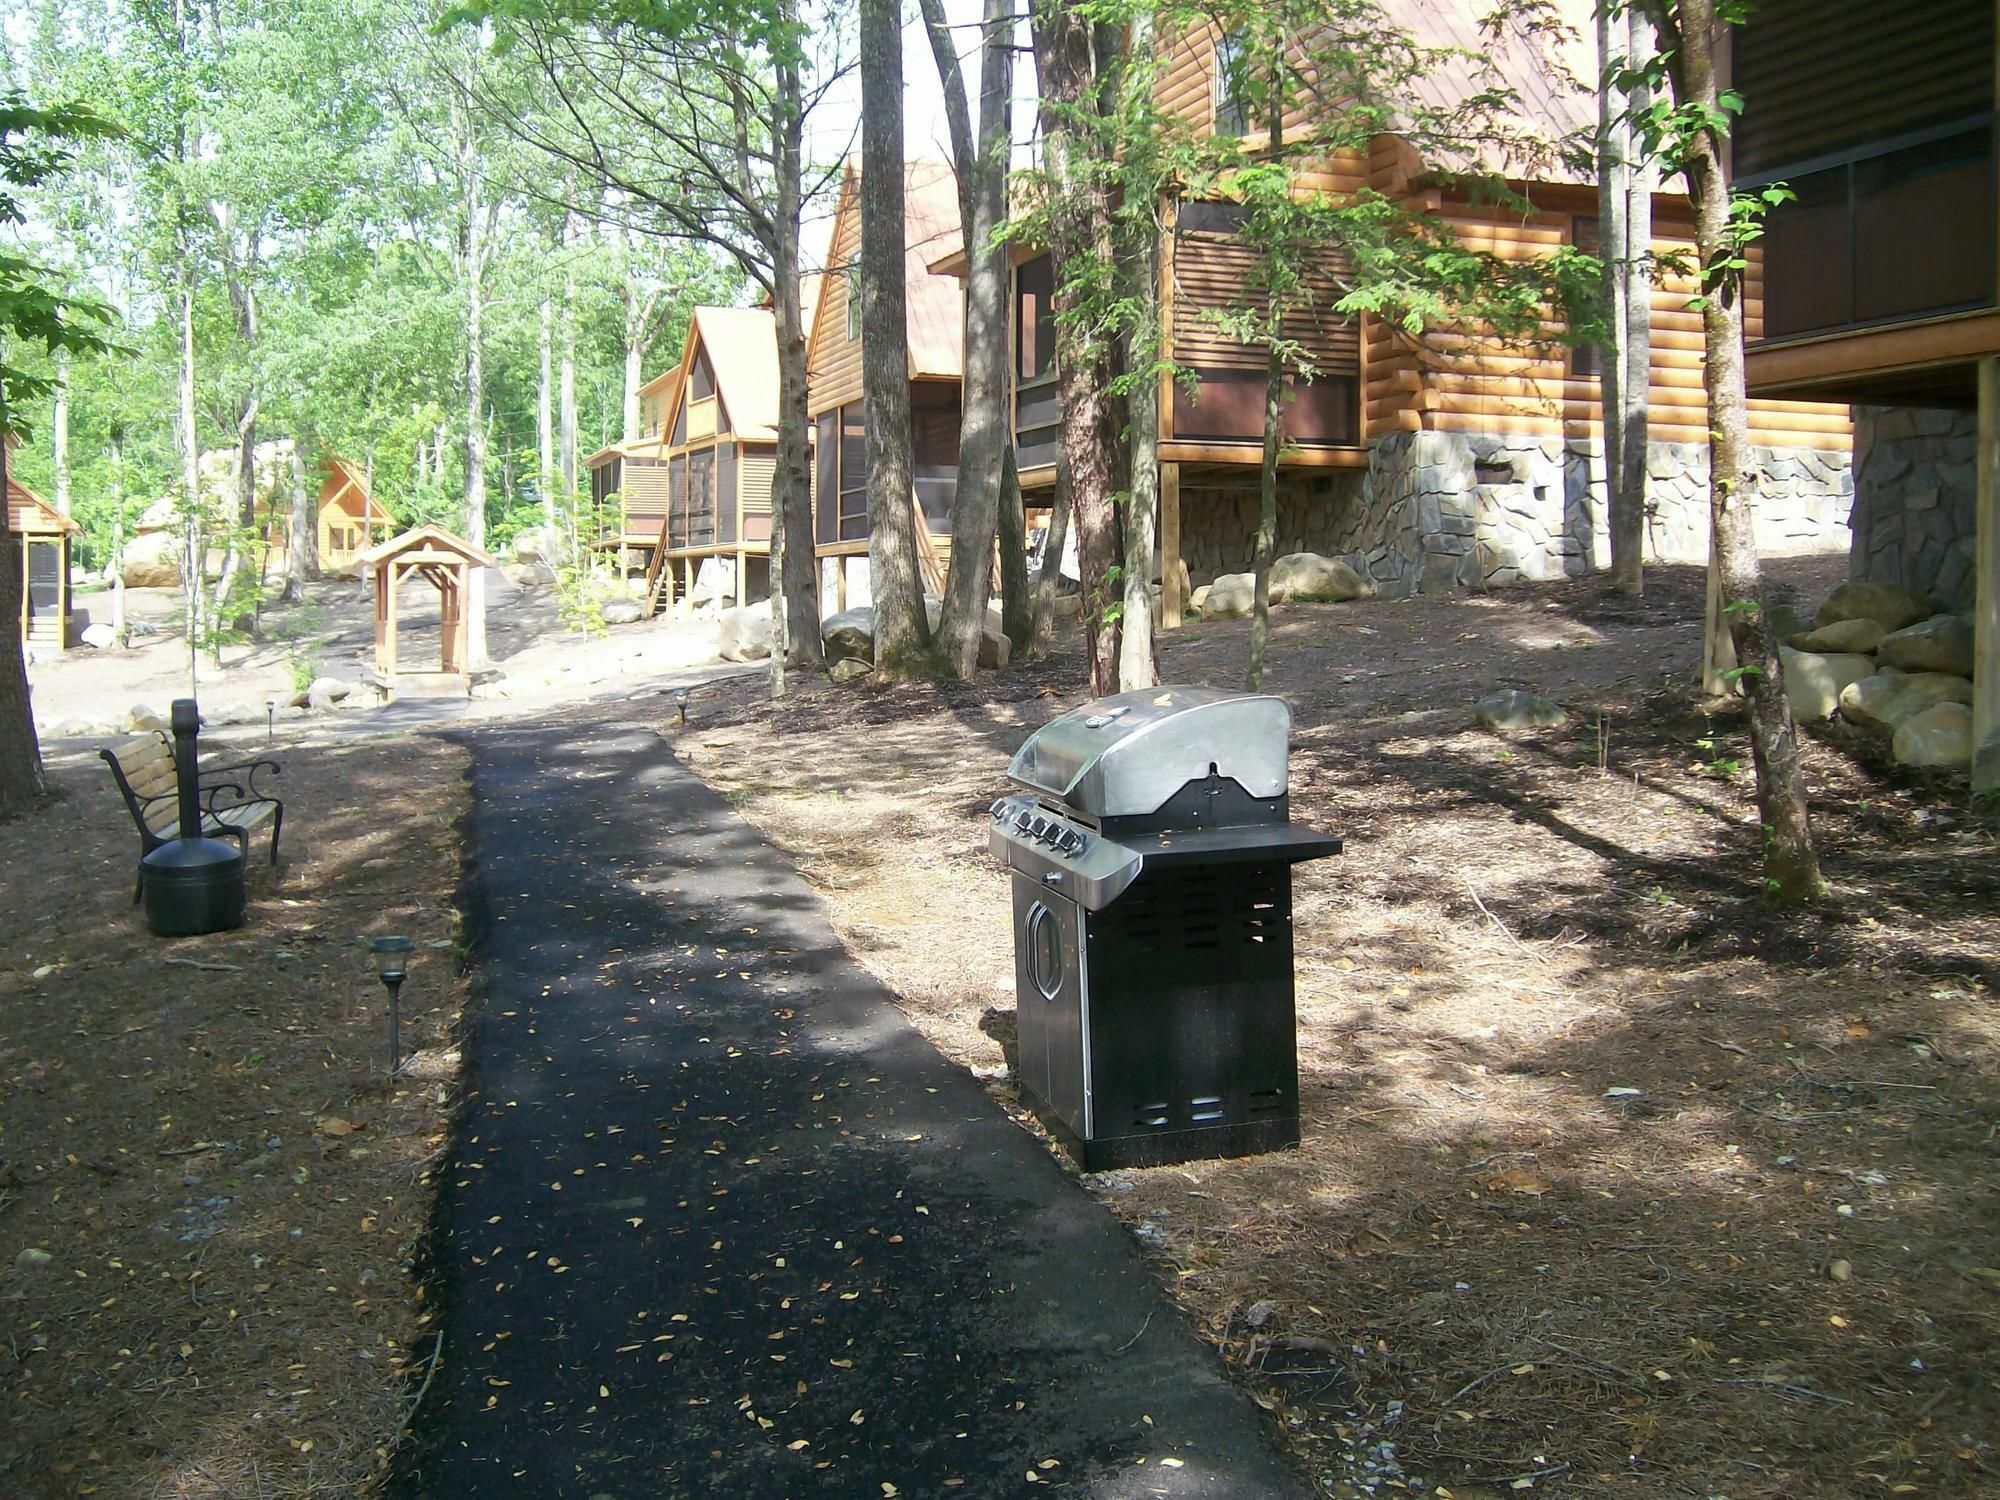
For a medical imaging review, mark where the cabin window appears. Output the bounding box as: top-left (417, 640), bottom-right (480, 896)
top-left (1570, 215), bottom-right (1601, 380)
top-left (846, 258), bottom-right (862, 341)
top-left (1213, 29), bottom-right (1253, 137)
top-left (690, 349), bottom-right (716, 401)
top-left (838, 401), bottom-right (869, 539)
top-left (1016, 255), bottom-right (1056, 382)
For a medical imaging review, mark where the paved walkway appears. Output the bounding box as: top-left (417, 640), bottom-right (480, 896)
top-left (388, 717), bottom-right (1309, 1498)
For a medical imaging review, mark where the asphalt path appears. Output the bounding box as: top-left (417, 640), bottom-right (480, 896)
top-left (387, 714), bottom-right (1309, 1498)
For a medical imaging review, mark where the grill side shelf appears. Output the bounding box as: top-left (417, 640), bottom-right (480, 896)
top-left (1133, 825), bottom-right (1343, 867)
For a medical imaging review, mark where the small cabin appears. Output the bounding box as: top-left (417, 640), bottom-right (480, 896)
top-left (8, 473), bottom-right (76, 654)
top-left (318, 457), bottom-right (395, 574)
top-left (805, 158), bottom-right (965, 610)
top-left (641, 307), bottom-right (783, 616)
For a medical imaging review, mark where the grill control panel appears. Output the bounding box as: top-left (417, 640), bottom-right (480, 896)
top-left (989, 795), bottom-right (1143, 910)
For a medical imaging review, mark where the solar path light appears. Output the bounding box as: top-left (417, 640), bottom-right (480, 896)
top-left (369, 935), bottom-right (415, 1075)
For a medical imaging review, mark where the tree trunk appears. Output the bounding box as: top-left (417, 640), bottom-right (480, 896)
top-left (1672, 0), bottom-right (1820, 903)
top-left (1030, 455), bottom-right (1072, 654)
top-left (1621, 11), bottom-right (1655, 591)
top-left (110, 432), bottom-right (127, 643)
top-left (770, 62), bottom-right (823, 677)
top-left (284, 440), bottom-right (314, 602)
top-left (52, 347), bottom-right (70, 515)
top-left (997, 442), bottom-right (1032, 653)
top-left (1121, 220), bottom-right (1161, 691)
top-left (925, 0), bottom-right (1013, 678)
top-left (1246, 339), bottom-right (1283, 691)
top-left (0, 442), bottom-right (45, 816)
top-left (461, 107), bottom-right (491, 669)
top-left (560, 241), bottom-right (579, 499)
top-left (1029, 0), bottom-right (1124, 696)
top-left (860, 0), bottom-right (931, 675)
top-left (179, 271), bottom-right (204, 689)
top-left (538, 293), bottom-right (556, 530)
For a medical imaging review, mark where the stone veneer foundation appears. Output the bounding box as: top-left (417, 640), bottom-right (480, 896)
top-left (1846, 405), bottom-right (1978, 611)
top-left (1176, 431), bottom-right (1854, 594)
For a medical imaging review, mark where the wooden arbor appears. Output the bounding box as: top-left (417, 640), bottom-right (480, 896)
top-left (359, 525), bottom-right (500, 687)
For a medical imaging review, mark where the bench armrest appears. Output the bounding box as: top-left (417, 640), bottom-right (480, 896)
top-left (200, 757), bottom-right (282, 800)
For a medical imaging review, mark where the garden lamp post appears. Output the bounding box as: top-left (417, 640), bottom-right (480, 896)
top-left (673, 687), bottom-right (690, 726)
top-left (265, 696), bottom-right (277, 746)
top-left (369, 935), bottom-right (414, 1075)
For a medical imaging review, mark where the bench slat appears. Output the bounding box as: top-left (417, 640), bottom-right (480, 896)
top-left (112, 736), bottom-right (168, 773)
top-left (127, 765), bottom-right (179, 799)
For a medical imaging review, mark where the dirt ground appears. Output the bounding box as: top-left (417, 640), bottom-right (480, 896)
top-left (1, 733), bottom-right (470, 1498)
top-left (672, 555), bottom-right (2000, 1500)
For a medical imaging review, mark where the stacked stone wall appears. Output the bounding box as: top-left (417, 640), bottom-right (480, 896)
top-left (1175, 432), bottom-right (1852, 595)
top-left (1847, 405), bottom-right (1978, 610)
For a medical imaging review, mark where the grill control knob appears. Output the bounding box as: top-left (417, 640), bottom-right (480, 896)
top-left (990, 799), bottom-right (1007, 821)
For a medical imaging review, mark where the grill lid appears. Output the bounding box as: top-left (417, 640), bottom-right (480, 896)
top-left (1007, 686), bottom-right (1292, 818)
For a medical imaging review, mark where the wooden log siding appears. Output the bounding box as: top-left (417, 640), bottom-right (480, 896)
top-left (1360, 200), bottom-right (1851, 450)
top-left (1731, 0), bottom-right (1993, 178)
top-left (807, 188), bottom-right (865, 421)
top-left (739, 447), bottom-right (776, 543)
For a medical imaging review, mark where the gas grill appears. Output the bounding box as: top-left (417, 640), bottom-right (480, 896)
top-left (991, 686), bottom-right (1340, 1170)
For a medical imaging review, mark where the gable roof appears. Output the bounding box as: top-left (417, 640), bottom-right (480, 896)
top-left (6, 474), bottom-right (78, 536)
top-left (687, 305), bottom-right (781, 441)
top-left (319, 456), bottom-right (394, 521)
top-left (358, 523), bottom-right (501, 572)
top-left (812, 158), bottom-right (966, 382)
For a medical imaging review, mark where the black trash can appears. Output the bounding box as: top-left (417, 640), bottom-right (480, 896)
top-left (142, 700), bottom-right (246, 937)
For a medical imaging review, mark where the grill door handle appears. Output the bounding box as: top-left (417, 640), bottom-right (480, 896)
top-left (1025, 901), bottom-right (1065, 1000)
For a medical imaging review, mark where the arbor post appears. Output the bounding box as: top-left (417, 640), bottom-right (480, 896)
top-left (1161, 461), bottom-right (1183, 628)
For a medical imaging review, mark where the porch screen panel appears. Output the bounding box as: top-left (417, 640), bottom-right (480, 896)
top-left (837, 402), bottom-right (868, 541)
top-left (815, 412), bottom-right (839, 544)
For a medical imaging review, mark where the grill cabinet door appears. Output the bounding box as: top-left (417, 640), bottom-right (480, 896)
top-left (1012, 874), bottom-right (1087, 1138)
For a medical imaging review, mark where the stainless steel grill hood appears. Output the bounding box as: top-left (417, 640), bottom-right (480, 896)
top-left (1005, 686), bottom-right (1291, 818)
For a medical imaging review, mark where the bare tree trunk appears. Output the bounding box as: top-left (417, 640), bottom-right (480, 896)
top-left (179, 271), bottom-right (204, 688)
top-left (924, 0), bottom-right (1013, 678)
top-left (1600, 7), bottom-right (1654, 594)
top-left (538, 292), bottom-right (556, 529)
top-left (1029, 455), bottom-right (1072, 654)
top-left (1247, 339), bottom-right (1283, 691)
top-left (284, 441), bottom-right (314, 602)
top-left (1621, 11), bottom-right (1655, 591)
top-left (52, 348), bottom-right (70, 515)
top-left (109, 431), bottom-right (127, 642)
top-left (1668, 0), bottom-right (1820, 903)
top-left (458, 84), bottom-right (491, 669)
top-left (997, 442), bottom-right (1032, 653)
top-left (770, 46), bottom-right (823, 679)
top-left (1121, 222), bottom-right (1161, 691)
top-left (0, 441), bottom-right (44, 815)
top-left (560, 232), bottom-right (579, 498)
top-left (1029, 0), bottom-right (1124, 696)
top-left (860, 0), bottom-right (931, 675)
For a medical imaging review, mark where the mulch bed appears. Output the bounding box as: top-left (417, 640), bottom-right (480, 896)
top-left (671, 560), bottom-right (1999, 1499)
top-left (1, 732), bottom-right (470, 1498)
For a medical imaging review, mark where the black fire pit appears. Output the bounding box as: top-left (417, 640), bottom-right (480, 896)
top-left (142, 699), bottom-right (246, 937)
top-left (991, 686), bottom-right (1341, 1170)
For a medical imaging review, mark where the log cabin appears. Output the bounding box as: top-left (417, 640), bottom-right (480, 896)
top-left (805, 157), bottom-right (964, 612)
top-left (640, 307), bottom-right (783, 616)
top-left (317, 456), bottom-right (396, 575)
top-left (585, 368), bottom-right (681, 578)
top-left (1729, 0), bottom-right (1998, 788)
top-left (978, 4), bottom-right (1856, 620)
top-left (8, 470), bottom-right (76, 655)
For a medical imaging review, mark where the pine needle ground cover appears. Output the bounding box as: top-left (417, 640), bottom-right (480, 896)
top-left (675, 557), bottom-right (1998, 1500)
top-left (1, 735), bottom-right (469, 1498)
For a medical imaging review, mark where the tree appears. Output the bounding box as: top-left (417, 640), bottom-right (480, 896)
top-left (858, 0), bottom-right (931, 675)
top-left (0, 91), bottom-right (118, 817)
top-left (480, 0), bottom-right (849, 690)
top-left (918, 0), bottom-right (1016, 678)
top-left (1625, 0), bottom-right (1820, 902)
top-left (1598, 2), bottom-right (1655, 595)
top-left (1023, 2), bottom-right (1128, 696)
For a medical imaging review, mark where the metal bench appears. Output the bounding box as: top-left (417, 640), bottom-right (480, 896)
top-left (100, 732), bottom-right (285, 901)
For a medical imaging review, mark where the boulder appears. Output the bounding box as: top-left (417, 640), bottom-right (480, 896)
top-left (1814, 580), bottom-right (1933, 634)
top-left (1188, 584), bottom-right (1212, 614)
top-left (46, 719), bottom-right (100, 739)
top-left (1837, 669), bottom-right (1908, 728)
top-left (1476, 689), bottom-right (1566, 732)
top-left (979, 624), bottom-right (1011, 670)
top-left (717, 600), bottom-right (773, 662)
top-left (79, 622), bottom-right (118, 650)
top-left (1778, 647), bottom-right (1876, 721)
top-left (599, 598), bottom-right (644, 627)
top-left (306, 677), bottom-right (355, 713)
top-left (1785, 617), bottom-right (1885, 655)
top-left (1053, 592), bottom-right (1083, 622)
top-left (828, 656), bottom-right (872, 685)
top-left (511, 527), bottom-right (556, 563)
top-left (1202, 572), bottom-right (1256, 619)
top-left (822, 606), bottom-right (876, 667)
top-left (502, 562), bottom-right (555, 590)
top-left (1871, 672), bottom-right (1977, 729)
top-left (1268, 552), bottom-right (1375, 604)
top-left (1892, 703), bottom-right (1973, 769)
top-left (120, 531), bottom-right (182, 589)
top-left (1876, 613), bottom-right (1974, 677)
top-left (126, 703), bottom-right (166, 733)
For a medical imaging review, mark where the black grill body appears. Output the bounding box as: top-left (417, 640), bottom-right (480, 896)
top-left (994, 686), bottom-right (1338, 1171)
